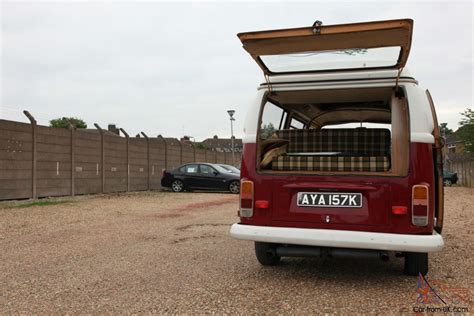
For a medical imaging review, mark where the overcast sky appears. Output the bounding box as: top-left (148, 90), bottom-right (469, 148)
top-left (1, 0), bottom-right (472, 140)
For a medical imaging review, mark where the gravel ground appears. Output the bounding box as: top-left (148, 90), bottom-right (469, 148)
top-left (0, 187), bottom-right (472, 314)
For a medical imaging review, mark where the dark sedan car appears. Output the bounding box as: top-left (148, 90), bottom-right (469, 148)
top-left (161, 163), bottom-right (240, 193)
top-left (443, 170), bottom-right (458, 186)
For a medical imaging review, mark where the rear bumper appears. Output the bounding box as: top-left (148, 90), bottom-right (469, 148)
top-left (230, 223), bottom-right (444, 253)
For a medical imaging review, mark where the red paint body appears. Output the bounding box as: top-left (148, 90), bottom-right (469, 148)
top-left (239, 142), bottom-right (435, 235)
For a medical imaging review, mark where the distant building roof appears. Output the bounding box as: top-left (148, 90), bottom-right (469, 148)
top-left (202, 135), bottom-right (243, 152)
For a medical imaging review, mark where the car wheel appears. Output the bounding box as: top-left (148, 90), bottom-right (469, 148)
top-left (443, 179), bottom-right (452, 186)
top-left (404, 252), bottom-right (428, 276)
top-left (229, 180), bottom-right (240, 194)
top-left (255, 242), bottom-right (280, 266)
top-left (171, 179), bottom-right (184, 192)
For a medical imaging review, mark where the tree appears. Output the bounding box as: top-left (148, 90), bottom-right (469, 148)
top-left (439, 123), bottom-right (453, 136)
top-left (195, 142), bottom-right (208, 150)
top-left (458, 108), bottom-right (474, 154)
top-left (49, 117), bottom-right (87, 129)
top-left (260, 123), bottom-right (276, 139)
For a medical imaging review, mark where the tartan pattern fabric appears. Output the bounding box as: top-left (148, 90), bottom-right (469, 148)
top-left (272, 155), bottom-right (390, 172)
top-left (275, 128), bottom-right (391, 156)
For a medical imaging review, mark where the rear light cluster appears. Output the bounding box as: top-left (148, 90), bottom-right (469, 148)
top-left (412, 184), bottom-right (429, 226)
top-left (240, 179), bottom-right (254, 218)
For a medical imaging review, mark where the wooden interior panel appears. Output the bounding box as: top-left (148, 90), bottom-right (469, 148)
top-left (390, 92), bottom-right (409, 176)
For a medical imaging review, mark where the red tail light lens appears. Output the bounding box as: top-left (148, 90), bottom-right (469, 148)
top-left (255, 200), bottom-right (269, 209)
top-left (240, 179), bottom-right (254, 218)
top-left (392, 206), bottom-right (407, 215)
top-left (412, 184), bottom-right (429, 226)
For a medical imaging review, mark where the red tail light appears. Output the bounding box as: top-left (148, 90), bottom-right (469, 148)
top-left (392, 206), bottom-right (407, 215)
top-left (240, 179), bottom-right (254, 218)
top-left (412, 184), bottom-right (429, 226)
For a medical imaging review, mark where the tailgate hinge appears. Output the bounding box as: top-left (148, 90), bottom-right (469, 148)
top-left (312, 20), bottom-right (323, 34)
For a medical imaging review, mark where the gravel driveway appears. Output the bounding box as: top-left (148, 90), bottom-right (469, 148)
top-left (1, 187), bottom-right (472, 314)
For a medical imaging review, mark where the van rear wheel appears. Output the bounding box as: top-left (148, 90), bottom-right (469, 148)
top-left (404, 252), bottom-right (428, 276)
top-left (255, 242), bottom-right (280, 266)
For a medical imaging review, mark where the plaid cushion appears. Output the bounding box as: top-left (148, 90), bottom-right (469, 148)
top-left (272, 155), bottom-right (390, 172)
top-left (275, 129), bottom-right (391, 156)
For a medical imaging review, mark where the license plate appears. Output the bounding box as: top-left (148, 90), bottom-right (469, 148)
top-left (297, 192), bottom-right (362, 208)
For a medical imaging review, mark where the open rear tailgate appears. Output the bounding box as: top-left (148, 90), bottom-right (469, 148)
top-left (238, 19), bottom-right (413, 75)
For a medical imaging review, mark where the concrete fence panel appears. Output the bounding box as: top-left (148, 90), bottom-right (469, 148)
top-left (181, 142), bottom-right (194, 164)
top-left (164, 138), bottom-right (181, 171)
top-left (0, 120), bottom-right (33, 199)
top-left (36, 126), bottom-right (72, 198)
top-left (74, 129), bottom-right (102, 195)
top-left (216, 152), bottom-right (226, 164)
top-left (195, 148), bottom-right (207, 163)
top-left (149, 138), bottom-right (166, 190)
top-left (129, 137), bottom-right (148, 191)
top-left (104, 133), bottom-right (128, 193)
top-left (0, 118), bottom-right (240, 200)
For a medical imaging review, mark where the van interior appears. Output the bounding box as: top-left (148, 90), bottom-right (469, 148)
top-left (258, 87), bottom-right (410, 176)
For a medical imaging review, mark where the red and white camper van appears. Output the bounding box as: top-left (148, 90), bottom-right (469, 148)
top-left (230, 19), bottom-right (445, 276)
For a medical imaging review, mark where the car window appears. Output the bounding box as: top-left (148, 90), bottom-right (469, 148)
top-left (185, 165), bottom-right (198, 173)
top-left (260, 101), bottom-right (286, 140)
top-left (290, 117), bottom-right (305, 129)
top-left (199, 165), bottom-right (215, 174)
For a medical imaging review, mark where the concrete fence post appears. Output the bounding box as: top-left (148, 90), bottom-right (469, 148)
top-left (94, 123), bottom-right (105, 193)
top-left (23, 111), bottom-right (37, 199)
top-left (120, 128), bottom-right (130, 192)
top-left (177, 139), bottom-right (183, 165)
top-left (190, 141), bottom-right (196, 162)
top-left (66, 120), bottom-right (76, 197)
top-left (158, 135), bottom-right (167, 170)
top-left (213, 136), bottom-right (219, 163)
top-left (141, 132), bottom-right (150, 190)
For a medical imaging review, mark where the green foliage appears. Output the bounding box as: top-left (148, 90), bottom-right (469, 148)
top-left (439, 123), bottom-right (453, 136)
top-left (458, 108), bottom-right (474, 154)
top-left (260, 123), bottom-right (276, 139)
top-left (49, 117), bottom-right (87, 129)
top-left (195, 142), bottom-right (208, 150)
top-left (10, 200), bottom-right (73, 208)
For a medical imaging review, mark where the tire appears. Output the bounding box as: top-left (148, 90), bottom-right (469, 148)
top-left (255, 242), bottom-right (280, 266)
top-left (404, 252), bottom-right (428, 276)
top-left (171, 179), bottom-right (184, 192)
top-left (443, 179), bottom-right (452, 186)
top-left (229, 180), bottom-right (240, 194)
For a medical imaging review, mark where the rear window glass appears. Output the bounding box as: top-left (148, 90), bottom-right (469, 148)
top-left (260, 102), bottom-right (285, 139)
top-left (260, 46), bottom-right (401, 73)
top-left (290, 118), bottom-right (305, 129)
top-left (199, 165), bottom-right (215, 174)
top-left (185, 165), bottom-right (198, 173)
